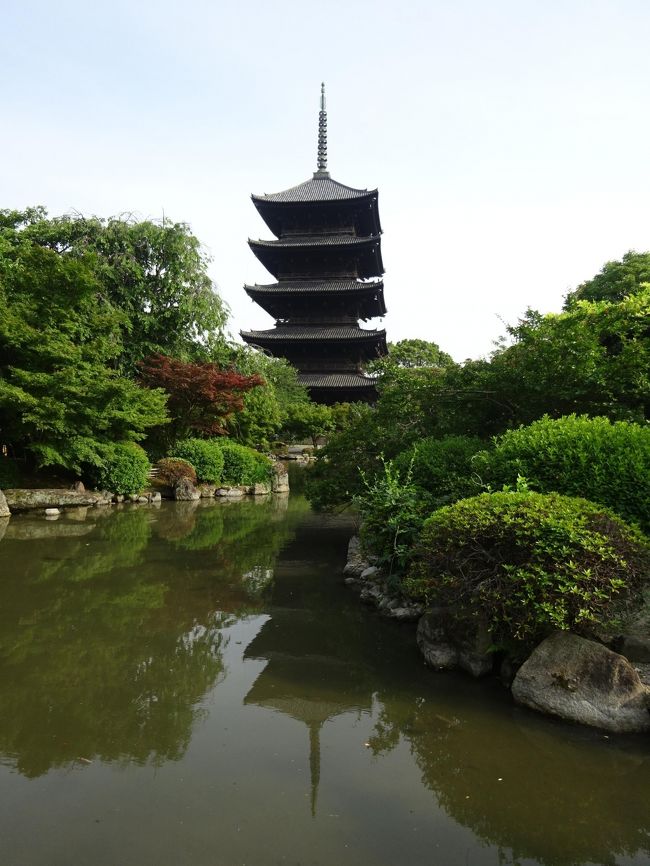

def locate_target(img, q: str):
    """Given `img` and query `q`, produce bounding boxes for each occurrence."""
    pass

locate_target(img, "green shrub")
[0,458,22,488]
[395,435,486,509]
[171,438,224,484]
[87,443,151,494]
[155,458,197,487]
[354,460,425,577]
[474,415,650,531]
[219,441,273,485]
[405,491,650,648]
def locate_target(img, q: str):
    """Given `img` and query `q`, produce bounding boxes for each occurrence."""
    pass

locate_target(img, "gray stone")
[617,586,650,663]
[198,484,217,498]
[0,517,9,541]
[226,488,244,498]
[70,480,85,493]
[250,482,271,495]
[128,494,140,502]
[360,584,383,605]
[417,607,493,678]
[0,490,10,518]
[113,494,125,503]
[150,492,162,503]
[360,565,380,581]
[4,488,112,511]
[343,535,371,577]
[173,478,200,501]
[44,508,61,516]
[271,463,290,494]
[635,664,650,688]
[137,496,149,503]
[512,632,650,733]
[389,606,422,623]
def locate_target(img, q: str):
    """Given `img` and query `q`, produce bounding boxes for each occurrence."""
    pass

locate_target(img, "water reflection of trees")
[368,683,650,866]
[0,499,305,778]
[239,510,650,866]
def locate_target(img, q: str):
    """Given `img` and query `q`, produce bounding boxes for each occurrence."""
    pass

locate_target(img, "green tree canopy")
[369,338,454,373]
[0,235,167,471]
[564,250,650,308]
[1,207,228,371]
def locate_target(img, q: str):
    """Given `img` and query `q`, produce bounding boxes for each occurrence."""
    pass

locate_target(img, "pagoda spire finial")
[315,82,329,176]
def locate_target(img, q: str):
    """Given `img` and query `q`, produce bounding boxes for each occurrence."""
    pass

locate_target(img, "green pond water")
[0,487,649,866]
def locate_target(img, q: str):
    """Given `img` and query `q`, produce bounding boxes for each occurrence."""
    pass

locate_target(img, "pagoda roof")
[252,173,376,205]
[249,233,380,249]
[244,279,383,294]
[297,372,378,389]
[241,326,386,343]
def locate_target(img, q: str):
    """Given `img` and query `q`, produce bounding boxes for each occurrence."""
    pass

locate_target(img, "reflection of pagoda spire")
[243,608,374,818]
[309,721,321,818]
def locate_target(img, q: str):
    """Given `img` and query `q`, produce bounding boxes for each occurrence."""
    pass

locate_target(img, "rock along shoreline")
[0,463,290,515]
[343,534,650,735]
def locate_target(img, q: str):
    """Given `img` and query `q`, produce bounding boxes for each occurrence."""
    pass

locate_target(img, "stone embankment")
[343,534,650,734]
[0,464,290,516]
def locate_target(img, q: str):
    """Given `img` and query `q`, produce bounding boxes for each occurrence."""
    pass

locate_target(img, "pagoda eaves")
[242,83,388,404]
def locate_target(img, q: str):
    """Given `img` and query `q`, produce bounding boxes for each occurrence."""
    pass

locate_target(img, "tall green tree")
[1,208,228,371]
[564,250,650,308]
[0,235,167,471]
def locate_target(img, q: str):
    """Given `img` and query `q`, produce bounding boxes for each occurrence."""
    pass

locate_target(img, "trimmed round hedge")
[474,415,650,531]
[404,491,650,647]
[155,458,197,487]
[89,443,151,494]
[172,438,224,484]
[219,441,272,485]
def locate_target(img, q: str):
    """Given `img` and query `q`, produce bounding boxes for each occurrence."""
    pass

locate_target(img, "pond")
[0,491,649,866]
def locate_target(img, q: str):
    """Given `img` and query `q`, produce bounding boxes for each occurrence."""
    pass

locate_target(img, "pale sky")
[3,0,650,360]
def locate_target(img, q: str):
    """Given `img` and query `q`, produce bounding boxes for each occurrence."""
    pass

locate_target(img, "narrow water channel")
[0,490,649,866]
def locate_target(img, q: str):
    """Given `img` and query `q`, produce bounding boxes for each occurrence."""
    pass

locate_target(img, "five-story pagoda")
[241,84,387,404]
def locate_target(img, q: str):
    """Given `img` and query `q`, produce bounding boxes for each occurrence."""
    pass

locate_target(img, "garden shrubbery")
[172,438,224,484]
[87,443,151,494]
[404,491,650,648]
[394,435,485,509]
[155,458,197,487]
[219,441,273,485]
[474,415,650,531]
[355,461,423,577]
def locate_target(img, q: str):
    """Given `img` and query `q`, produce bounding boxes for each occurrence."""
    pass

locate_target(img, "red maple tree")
[139,353,263,439]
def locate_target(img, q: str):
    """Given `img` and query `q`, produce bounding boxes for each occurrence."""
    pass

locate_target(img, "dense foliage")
[405,492,650,647]
[564,250,650,308]
[0,233,168,472]
[85,443,151,494]
[475,415,650,531]
[172,439,225,484]
[138,353,263,446]
[219,442,273,485]
[354,460,423,577]
[394,435,486,510]
[308,258,650,513]
[0,208,228,371]
[154,458,197,487]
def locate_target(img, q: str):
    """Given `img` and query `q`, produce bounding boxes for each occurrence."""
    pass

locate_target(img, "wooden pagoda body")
[241,86,387,404]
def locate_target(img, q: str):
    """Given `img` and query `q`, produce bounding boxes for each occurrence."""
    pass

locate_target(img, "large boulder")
[416,607,493,678]
[343,535,371,577]
[4,488,112,510]
[617,585,650,664]
[271,463,290,494]
[173,478,200,501]
[512,631,650,733]
[0,490,10,518]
